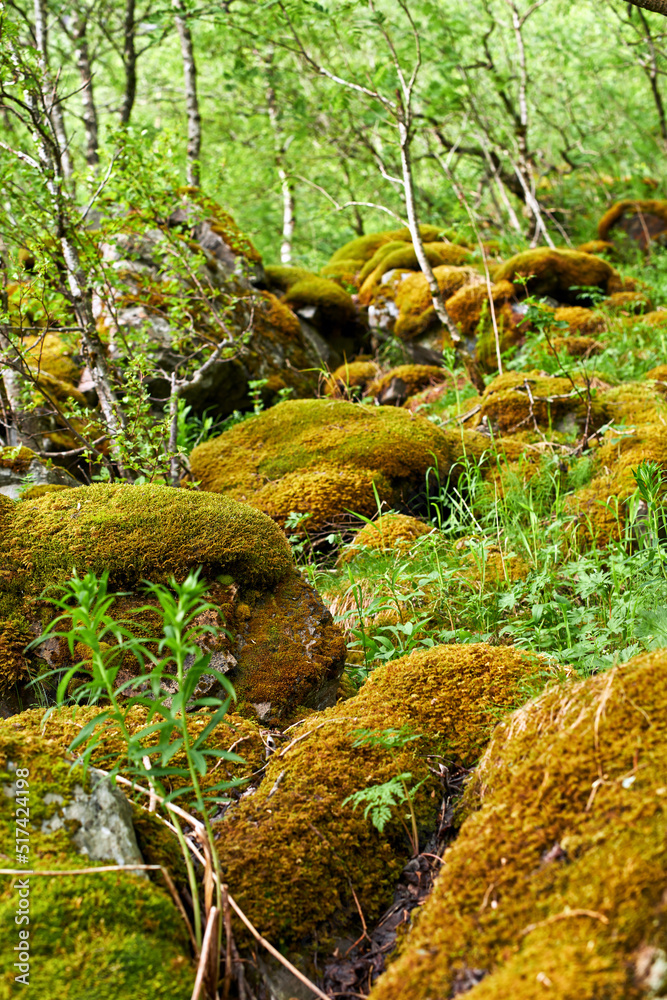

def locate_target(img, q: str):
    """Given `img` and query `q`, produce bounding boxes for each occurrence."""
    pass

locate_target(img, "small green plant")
[342,726,425,855]
[33,568,242,967]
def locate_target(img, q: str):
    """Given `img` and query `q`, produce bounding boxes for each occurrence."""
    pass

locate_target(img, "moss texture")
[370,648,667,1000]
[494,248,616,302]
[24,333,83,387]
[392,266,479,340]
[252,464,393,534]
[341,513,432,562]
[189,398,463,515]
[367,364,447,402]
[477,371,607,436]
[598,198,667,242]
[0,719,195,999]
[0,484,346,722]
[328,225,446,267]
[358,241,472,301]
[179,187,263,264]
[8,704,265,812]
[324,360,381,397]
[217,642,541,952]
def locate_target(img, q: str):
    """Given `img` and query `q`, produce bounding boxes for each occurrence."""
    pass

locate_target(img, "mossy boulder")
[217,642,542,959]
[0,446,80,501]
[372,265,478,341]
[265,265,357,335]
[359,242,472,302]
[324,359,381,398]
[476,371,608,436]
[367,364,447,406]
[0,718,195,998]
[9,704,265,815]
[189,398,474,530]
[327,225,447,271]
[97,210,325,420]
[0,484,345,722]
[494,248,617,304]
[341,513,432,562]
[370,649,667,1000]
[598,198,667,250]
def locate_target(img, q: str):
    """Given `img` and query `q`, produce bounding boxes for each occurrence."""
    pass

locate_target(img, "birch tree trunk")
[33,0,74,182]
[266,83,295,264]
[398,123,485,392]
[74,23,100,167]
[119,0,137,125]
[173,0,202,187]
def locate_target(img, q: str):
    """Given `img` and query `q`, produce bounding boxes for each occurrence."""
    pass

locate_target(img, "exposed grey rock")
[41,767,145,872]
[0,449,80,500]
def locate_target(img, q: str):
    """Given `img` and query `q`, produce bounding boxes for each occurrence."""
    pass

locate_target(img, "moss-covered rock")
[327,225,446,269]
[359,242,472,302]
[598,198,667,249]
[0,446,80,501]
[0,718,195,998]
[341,513,432,562]
[8,704,265,813]
[217,642,542,956]
[476,371,607,436]
[494,248,616,304]
[266,265,357,332]
[380,265,478,341]
[189,398,470,527]
[323,359,381,398]
[370,648,667,1000]
[367,365,447,406]
[0,484,346,722]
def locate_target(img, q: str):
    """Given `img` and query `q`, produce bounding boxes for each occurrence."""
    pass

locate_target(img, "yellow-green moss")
[0,718,195,998]
[217,642,542,951]
[264,265,314,290]
[0,618,31,692]
[324,360,381,397]
[553,305,605,334]
[283,275,355,323]
[328,225,446,266]
[9,705,265,812]
[189,398,462,513]
[478,371,608,436]
[494,248,616,300]
[367,365,446,401]
[0,483,294,598]
[370,649,667,1000]
[392,266,478,340]
[576,239,615,255]
[19,484,70,501]
[598,198,667,242]
[0,446,36,476]
[606,290,652,313]
[252,464,393,534]
[550,335,605,358]
[359,240,472,296]
[24,333,83,386]
[341,513,432,562]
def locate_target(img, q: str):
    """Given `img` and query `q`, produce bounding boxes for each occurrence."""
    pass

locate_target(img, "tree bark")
[625,0,667,14]
[74,24,100,167]
[173,0,202,187]
[34,0,74,182]
[266,82,295,263]
[398,123,485,392]
[120,0,137,125]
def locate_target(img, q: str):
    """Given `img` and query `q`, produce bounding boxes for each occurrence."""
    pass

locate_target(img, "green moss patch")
[217,642,541,953]
[370,648,667,1000]
[0,720,195,999]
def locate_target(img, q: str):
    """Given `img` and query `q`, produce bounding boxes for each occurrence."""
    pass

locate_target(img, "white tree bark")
[267,83,295,263]
[173,0,202,186]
